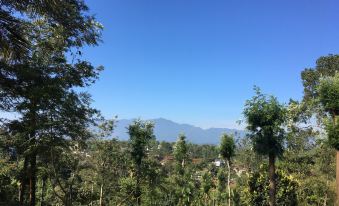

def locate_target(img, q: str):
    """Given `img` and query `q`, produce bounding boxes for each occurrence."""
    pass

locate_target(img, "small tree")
[201,171,213,205]
[219,133,236,206]
[243,87,286,206]
[173,134,188,173]
[172,134,195,205]
[128,120,154,206]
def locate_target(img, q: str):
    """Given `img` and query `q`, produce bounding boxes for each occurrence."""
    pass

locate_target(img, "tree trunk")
[336,150,339,206]
[40,176,46,206]
[69,184,72,206]
[136,165,141,206]
[19,156,28,205]
[136,177,141,206]
[268,154,276,206]
[100,183,103,206]
[227,159,231,206]
[29,154,37,206]
[90,183,94,206]
[333,114,339,206]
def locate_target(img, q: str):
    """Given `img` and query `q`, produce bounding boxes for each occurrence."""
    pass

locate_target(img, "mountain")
[112,118,245,144]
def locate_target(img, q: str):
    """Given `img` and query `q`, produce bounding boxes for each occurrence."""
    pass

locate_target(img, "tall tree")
[301,54,339,204]
[318,73,339,205]
[243,87,286,206]
[128,120,155,206]
[219,133,236,206]
[0,4,103,205]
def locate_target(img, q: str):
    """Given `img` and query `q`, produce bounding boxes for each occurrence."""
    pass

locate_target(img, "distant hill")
[112,118,245,144]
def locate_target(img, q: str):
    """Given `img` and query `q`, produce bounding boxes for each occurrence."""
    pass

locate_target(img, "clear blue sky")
[83,0,339,129]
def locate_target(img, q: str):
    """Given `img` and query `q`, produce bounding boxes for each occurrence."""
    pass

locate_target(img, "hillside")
[113,118,245,144]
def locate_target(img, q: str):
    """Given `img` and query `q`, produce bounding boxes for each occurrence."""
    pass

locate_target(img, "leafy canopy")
[243,87,287,157]
[174,134,188,165]
[318,73,339,149]
[318,73,339,116]
[219,133,236,161]
[128,120,155,167]
[301,54,339,102]
[0,0,102,59]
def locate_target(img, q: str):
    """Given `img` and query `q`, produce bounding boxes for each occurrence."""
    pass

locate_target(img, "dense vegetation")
[0,0,338,205]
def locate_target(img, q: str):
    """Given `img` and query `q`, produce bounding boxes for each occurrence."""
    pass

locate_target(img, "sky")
[82,0,339,129]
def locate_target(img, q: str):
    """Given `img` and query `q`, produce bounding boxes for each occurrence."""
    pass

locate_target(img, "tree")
[282,101,335,205]
[173,134,189,174]
[172,134,196,205]
[301,55,339,204]
[243,87,286,206]
[92,119,119,206]
[0,0,101,60]
[93,139,127,206]
[219,133,236,206]
[128,120,155,205]
[318,73,339,204]
[0,6,103,206]
[201,171,213,205]
[301,55,339,103]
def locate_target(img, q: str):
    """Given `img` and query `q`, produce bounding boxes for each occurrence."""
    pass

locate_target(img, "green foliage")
[128,119,155,205]
[216,168,227,201]
[301,54,339,102]
[318,73,339,115]
[317,73,339,150]
[129,120,155,167]
[219,133,236,161]
[245,165,298,206]
[171,168,198,206]
[201,171,213,196]
[0,0,103,204]
[327,121,339,150]
[174,134,189,173]
[0,0,102,60]
[301,54,339,126]
[243,87,287,157]
[298,175,335,205]
[1,6,339,203]
[0,157,18,205]
[235,137,263,171]
[298,56,338,204]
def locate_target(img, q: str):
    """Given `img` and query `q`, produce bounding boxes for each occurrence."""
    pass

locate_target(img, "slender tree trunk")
[100,183,103,206]
[324,182,328,206]
[336,150,339,206]
[90,183,94,206]
[135,164,141,206]
[227,159,231,206]
[69,184,72,206]
[28,103,37,206]
[268,154,276,206]
[333,114,339,206]
[40,176,46,206]
[29,154,37,206]
[19,156,29,205]
[136,177,141,206]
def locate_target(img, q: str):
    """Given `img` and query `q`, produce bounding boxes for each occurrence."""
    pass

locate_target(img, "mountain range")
[112,118,245,144]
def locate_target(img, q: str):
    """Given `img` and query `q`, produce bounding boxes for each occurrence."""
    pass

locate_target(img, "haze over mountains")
[112,118,245,144]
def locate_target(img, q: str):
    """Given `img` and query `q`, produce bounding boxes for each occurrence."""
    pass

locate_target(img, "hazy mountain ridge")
[112,118,245,144]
